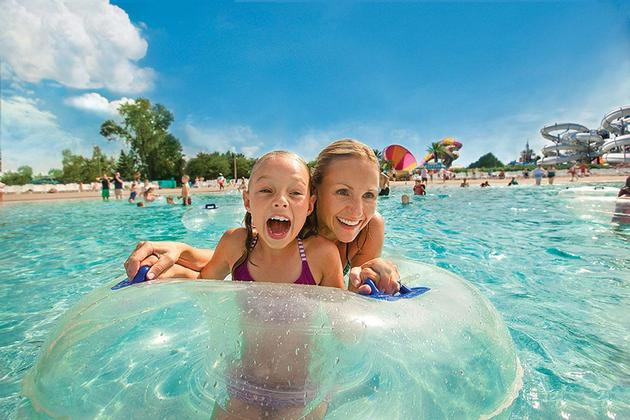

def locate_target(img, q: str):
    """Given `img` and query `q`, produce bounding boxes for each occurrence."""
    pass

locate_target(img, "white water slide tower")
[600,106,630,164]
[539,105,630,165]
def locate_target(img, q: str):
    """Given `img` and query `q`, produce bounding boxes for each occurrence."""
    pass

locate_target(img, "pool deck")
[1,173,628,203]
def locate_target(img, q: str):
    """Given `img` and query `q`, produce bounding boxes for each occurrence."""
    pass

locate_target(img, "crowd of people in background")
[93,172,248,207]
[371,162,628,206]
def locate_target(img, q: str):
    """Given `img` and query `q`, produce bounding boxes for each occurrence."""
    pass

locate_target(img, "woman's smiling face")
[315,157,379,243]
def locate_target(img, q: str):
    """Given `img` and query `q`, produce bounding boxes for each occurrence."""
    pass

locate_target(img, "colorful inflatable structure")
[383,144,418,172]
[420,137,463,168]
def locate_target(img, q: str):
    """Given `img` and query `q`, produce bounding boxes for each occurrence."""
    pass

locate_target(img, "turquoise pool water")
[1,184,629,418]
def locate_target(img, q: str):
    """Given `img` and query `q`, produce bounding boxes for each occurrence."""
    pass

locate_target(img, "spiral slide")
[600,106,630,164]
[539,123,603,165]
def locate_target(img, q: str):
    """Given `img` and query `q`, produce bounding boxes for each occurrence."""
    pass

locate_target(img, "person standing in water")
[98,174,111,202]
[181,175,192,206]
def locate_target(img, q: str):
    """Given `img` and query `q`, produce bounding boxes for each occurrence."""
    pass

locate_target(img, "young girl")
[200,151,343,419]
[199,151,343,287]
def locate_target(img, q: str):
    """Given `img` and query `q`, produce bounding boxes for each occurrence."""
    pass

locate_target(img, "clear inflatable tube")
[22,260,522,419]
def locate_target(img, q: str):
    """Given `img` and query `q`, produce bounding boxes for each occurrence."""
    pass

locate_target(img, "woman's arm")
[125,241,214,280]
[347,213,400,295]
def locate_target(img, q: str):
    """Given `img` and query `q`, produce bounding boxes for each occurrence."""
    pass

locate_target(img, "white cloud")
[1,96,85,173]
[240,146,261,158]
[65,93,134,115]
[0,0,154,93]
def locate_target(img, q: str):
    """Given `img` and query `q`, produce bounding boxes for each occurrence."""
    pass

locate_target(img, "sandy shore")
[0,186,228,203]
[1,173,627,203]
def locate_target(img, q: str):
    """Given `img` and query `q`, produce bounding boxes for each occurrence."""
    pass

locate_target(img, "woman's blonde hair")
[311,138,379,188]
[232,151,317,276]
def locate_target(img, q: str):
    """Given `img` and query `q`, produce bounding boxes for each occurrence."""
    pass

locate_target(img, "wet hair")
[625,176,630,188]
[232,150,316,276]
[309,138,380,257]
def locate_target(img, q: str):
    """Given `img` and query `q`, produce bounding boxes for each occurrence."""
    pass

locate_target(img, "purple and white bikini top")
[232,236,317,285]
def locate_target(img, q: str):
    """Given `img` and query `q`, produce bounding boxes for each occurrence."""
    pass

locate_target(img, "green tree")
[100,98,183,179]
[87,146,116,180]
[426,142,446,163]
[116,150,137,180]
[468,153,505,169]
[60,149,87,183]
[184,151,255,181]
[48,168,63,181]
[0,166,33,185]
[59,147,115,183]
[146,134,185,180]
[226,151,256,180]
[185,152,230,180]
[373,148,392,171]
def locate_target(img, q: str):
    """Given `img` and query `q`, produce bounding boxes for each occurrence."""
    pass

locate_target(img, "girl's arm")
[199,228,246,280]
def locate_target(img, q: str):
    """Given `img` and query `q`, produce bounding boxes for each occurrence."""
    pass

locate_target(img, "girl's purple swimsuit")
[232,237,317,285]
[228,237,320,411]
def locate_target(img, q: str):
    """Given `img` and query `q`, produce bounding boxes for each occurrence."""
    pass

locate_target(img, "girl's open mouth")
[266,216,291,239]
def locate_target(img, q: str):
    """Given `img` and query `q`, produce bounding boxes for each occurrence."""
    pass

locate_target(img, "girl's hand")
[348,258,400,295]
[124,241,187,280]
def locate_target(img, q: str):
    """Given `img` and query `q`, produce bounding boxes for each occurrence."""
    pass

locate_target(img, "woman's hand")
[348,258,400,295]
[124,241,192,281]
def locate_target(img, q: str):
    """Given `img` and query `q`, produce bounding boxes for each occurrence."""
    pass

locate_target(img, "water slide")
[600,106,630,164]
[539,123,603,165]
[420,137,463,167]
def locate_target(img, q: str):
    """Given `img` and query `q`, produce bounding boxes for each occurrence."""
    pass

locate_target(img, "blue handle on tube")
[111,265,151,290]
[362,279,430,301]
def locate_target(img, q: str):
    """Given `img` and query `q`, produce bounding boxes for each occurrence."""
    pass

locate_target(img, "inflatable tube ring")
[362,278,430,301]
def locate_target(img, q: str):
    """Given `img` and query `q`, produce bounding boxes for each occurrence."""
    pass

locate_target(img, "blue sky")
[1,0,629,173]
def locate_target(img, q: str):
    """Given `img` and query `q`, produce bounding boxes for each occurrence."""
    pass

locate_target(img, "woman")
[125,139,400,294]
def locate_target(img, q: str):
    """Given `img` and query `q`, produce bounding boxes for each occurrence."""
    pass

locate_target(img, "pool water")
[1,184,628,418]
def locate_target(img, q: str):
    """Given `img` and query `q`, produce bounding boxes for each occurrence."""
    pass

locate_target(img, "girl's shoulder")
[220,227,248,243]
[302,235,340,263]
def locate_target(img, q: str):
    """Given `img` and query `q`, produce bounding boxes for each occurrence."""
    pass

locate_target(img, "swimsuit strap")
[297,238,307,262]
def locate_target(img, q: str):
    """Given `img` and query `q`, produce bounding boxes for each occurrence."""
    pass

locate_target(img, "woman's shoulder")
[364,212,385,235]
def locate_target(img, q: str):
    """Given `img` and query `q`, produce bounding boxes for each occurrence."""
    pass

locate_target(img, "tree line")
[1,98,257,186]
